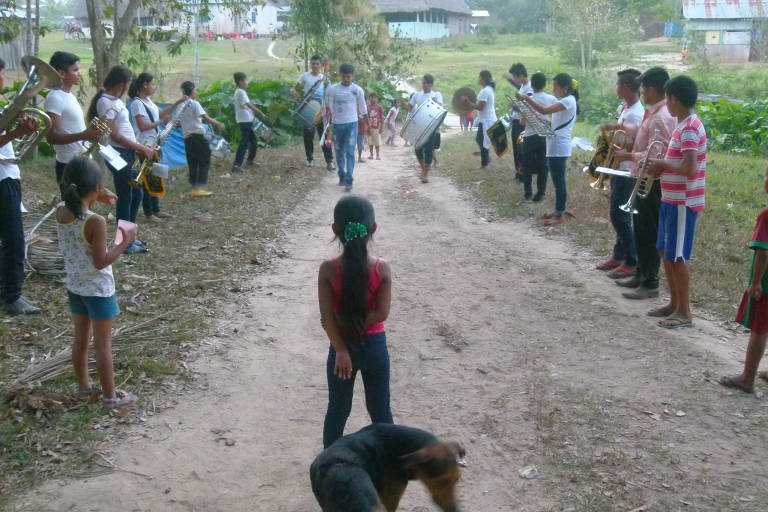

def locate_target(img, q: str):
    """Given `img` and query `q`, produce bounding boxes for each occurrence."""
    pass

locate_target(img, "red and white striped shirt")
[661,114,707,212]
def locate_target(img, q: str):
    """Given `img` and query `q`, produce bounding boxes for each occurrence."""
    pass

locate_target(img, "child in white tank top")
[56,157,137,410]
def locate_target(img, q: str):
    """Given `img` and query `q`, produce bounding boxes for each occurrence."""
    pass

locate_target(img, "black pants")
[634,180,661,288]
[476,122,490,167]
[185,134,211,186]
[137,155,161,216]
[234,122,257,167]
[0,178,24,304]
[303,123,333,164]
[55,160,67,195]
[107,147,141,223]
[415,130,439,165]
[511,119,524,173]
[522,135,548,198]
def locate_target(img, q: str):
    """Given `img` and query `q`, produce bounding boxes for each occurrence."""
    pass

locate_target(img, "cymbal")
[452,87,477,115]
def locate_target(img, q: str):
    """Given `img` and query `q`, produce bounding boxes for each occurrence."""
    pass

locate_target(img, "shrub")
[476,25,497,45]
[697,99,768,157]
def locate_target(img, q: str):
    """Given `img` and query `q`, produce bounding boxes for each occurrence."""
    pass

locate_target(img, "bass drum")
[292,96,322,130]
[252,119,274,141]
[400,98,448,149]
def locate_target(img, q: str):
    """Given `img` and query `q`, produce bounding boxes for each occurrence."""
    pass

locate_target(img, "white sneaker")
[306,160,314,167]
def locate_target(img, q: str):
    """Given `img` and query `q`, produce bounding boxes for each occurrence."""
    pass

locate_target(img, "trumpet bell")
[452,87,476,116]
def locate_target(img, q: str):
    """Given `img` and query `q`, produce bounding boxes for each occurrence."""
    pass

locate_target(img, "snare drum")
[400,98,447,149]
[252,119,274,140]
[204,132,232,159]
[292,96,322,130]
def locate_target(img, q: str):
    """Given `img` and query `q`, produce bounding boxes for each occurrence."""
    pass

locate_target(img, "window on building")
[386,12,417,23]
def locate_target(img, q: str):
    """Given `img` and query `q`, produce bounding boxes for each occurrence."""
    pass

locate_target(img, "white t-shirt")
[512,81,533,120]
[296,72,325,102]
[0,140,19,181]
[130,97,161,145]
[234,88,254,124]
[327,82,367,125]
[409,90,444,109]
[546,95,577,157]
[44,89,87,163]
[522,91,557,138]
[617,100,644,171]
[176,100,207,138]
[477,85,497,126]
[97,94,133,149]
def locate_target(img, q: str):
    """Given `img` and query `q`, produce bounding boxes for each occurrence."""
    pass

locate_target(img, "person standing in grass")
[231,71,267,174]
[719,166,768,393]
[645,75,707,329]
[326,64,367,192]
[520,72,556,203]
[176,81,226,198]
[57,157,136,410]
[462,70,497,170]
[517,73,578,225]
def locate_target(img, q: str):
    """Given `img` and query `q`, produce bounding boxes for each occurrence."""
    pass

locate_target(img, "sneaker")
[616,276,642,288]
[191,188,213,197]
[231,165,244,174]
[326,161,336,171]
[4,296,41,315]
[524,195,533,202]
[155,211,175,219]
[101,390,135,410]
[306,160,314,167]
[344,186,352,192]
[124,241,149,254]
[144,214,162,223]
[358,157,366,163]
[532,194,545,202]
[245,160,262,168]
[596,260,621,271]
[607,266,637,279]
[623,286,660,300]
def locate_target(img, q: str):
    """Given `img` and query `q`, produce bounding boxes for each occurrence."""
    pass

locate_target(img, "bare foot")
[719,374,754,393]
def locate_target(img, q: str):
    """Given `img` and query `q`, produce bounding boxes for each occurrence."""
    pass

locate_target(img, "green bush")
[697,99,768,157]
[476,25,497,45]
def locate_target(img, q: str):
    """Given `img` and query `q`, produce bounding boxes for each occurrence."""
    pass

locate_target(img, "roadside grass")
[0,141,322,505]
[436,128,765,320]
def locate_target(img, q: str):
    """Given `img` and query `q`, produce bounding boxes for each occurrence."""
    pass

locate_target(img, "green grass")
[436,128,766,319]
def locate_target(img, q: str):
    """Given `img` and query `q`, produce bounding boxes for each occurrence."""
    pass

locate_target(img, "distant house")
[377,0,472,40]
[0,8,35,70]
[470,10,490,34]
[683,0,768,62]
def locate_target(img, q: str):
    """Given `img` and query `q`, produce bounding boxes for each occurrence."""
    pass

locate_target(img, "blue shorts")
[68,291,121,320]
[657,202,699,262]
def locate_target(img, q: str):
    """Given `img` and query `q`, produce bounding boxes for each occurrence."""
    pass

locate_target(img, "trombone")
[620,131,665,214]
[0,56,62,163]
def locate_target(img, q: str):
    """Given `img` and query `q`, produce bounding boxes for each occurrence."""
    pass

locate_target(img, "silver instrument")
[594,167,631,178]
[0,56,62,163]
[620,131,666,214]
[506,95,554,137]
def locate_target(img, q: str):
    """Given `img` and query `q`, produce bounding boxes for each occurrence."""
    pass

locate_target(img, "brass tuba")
[0,56,62,163]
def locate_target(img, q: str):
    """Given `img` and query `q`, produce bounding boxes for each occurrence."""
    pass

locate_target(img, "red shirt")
[368,104,384,131]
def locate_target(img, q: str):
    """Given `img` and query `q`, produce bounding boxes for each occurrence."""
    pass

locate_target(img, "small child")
[318,195,393,448]
[177,81,226,197]
[56,157,136,410]
[719,166,768,393]
[385,98,401,146]
[356,113,368,163]
[367,93,384,160]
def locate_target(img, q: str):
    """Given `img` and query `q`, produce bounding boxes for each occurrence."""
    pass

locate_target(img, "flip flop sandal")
[647,307,674,318]
[759,371,768,384]
[541,212,556,220]
[658,317,693,329]
[718,375,754,394]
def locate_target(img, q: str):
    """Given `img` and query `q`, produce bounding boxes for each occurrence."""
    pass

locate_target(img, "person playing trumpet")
[612,67,677,300]
[0,58,43,315]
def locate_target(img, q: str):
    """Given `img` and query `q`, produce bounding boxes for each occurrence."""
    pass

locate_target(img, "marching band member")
[518,73,578,225]
[128,73,187,222]
[176,81,226,198]
[232,71,266,174]
[406,74,443,183]
[326,64,367,192]
[291,55,334,171]
[613,67,676,300]
[87,65,155,254]
[463,70,496,170]
[645,76,707,329]
[507,63,533,181]
[44,51,101,193]
[0,58,41,315]
[521,72,556,202]
[596,69,644,279]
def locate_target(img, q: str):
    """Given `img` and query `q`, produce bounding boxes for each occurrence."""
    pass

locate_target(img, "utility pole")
[193,1,200,84]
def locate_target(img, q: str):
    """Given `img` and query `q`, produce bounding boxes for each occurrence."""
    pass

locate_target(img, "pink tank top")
[331,258,385,336]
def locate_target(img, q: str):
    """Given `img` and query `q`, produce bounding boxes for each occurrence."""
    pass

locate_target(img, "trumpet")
[0,56,61,163]
[505,95,554,137]
[79,106,122,156]
[620,131,665,214]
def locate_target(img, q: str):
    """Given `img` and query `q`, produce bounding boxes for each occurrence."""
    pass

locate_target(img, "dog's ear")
[399,448,431,469]
[449,442,466,459]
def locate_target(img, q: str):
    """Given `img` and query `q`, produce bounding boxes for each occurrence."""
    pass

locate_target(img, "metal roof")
[377,0,472,15]
[472,10,490,17]
[682,0,768,19]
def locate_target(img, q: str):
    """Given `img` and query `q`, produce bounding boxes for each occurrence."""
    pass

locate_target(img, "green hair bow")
[344,222,368,243]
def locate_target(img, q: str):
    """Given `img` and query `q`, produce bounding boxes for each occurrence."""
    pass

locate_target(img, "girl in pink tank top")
[318,196,394,447]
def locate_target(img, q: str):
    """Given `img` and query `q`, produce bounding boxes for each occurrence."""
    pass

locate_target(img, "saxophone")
[129,99,193,197]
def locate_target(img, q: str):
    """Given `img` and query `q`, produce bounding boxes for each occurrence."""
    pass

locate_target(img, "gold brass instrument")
[79,106,122,156]
[451,87,476,116]
[620,130,665,214]
[129,99,193,197]
[505,95,554,137]
[584,129,633,191]
[0,56,62,163]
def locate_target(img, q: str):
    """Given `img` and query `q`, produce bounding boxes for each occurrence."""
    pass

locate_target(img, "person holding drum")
[232,72,267,174]
[326,64,368,192]
[462,70,497,169]
[291,55,334,171]
[406,74,444,183]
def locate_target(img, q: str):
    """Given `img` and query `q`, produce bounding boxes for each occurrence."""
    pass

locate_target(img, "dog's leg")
[379,479,407,512]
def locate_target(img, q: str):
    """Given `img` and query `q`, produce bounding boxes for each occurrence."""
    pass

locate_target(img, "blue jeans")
[107,147,141,223]
[333,122,357,187]
[610,175,637,266]
[323,332,393,448]
[547,156,569,216]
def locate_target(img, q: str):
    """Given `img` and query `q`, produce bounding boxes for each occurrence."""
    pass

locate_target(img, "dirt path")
[11,135,768,511]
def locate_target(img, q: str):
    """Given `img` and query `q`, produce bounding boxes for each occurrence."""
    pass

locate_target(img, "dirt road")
[11,138,768,511]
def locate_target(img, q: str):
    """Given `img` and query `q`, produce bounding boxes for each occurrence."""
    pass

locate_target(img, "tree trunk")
[85,0,141,83]
[33,0,40,57]
[579,35,586,73]
[25,0,32,56]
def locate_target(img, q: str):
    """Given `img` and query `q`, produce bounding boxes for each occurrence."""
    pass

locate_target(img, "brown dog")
[310,424,465,512]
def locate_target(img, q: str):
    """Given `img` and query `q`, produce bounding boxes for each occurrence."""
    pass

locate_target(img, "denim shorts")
[68,291,121,319]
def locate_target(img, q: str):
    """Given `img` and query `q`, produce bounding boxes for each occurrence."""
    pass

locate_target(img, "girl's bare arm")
[366,261,391,327]
[84,214,132,270]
